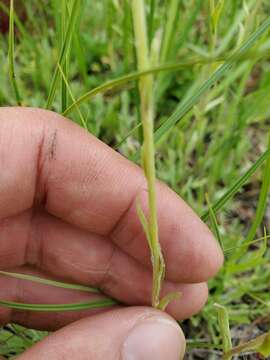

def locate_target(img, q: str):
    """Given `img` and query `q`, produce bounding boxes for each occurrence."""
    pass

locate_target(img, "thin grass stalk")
[159,0,180,64]
[155,0,180,100]
[224,234,270,254]
[148,0,156,48]
[57,63,88,129]
[214,303,232,360]
[0,271,99,294]
[46,0,80,109]
[245,134,270,244]
[205,194,224,251]
[0,298,118,312]
[131,0,164,308]
[8,0,22,105]
[61,0,68,112]
[201,148,270,221]
[63,49,270,117]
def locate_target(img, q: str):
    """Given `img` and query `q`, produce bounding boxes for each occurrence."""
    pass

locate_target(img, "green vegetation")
[0,0,270,358]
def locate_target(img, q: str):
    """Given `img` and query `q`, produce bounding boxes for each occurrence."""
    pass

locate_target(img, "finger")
[0,107,223,283]
[17,307,186,360]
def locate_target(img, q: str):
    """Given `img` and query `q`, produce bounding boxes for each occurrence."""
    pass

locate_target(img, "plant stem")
[214,303,232,360]
[61,0,68,112]
[131,0,164,308]
[245,133,270,243]
[8,0,22,105]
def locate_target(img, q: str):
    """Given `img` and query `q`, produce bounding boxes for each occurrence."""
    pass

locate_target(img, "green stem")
[8,0,22,105]
[131,0,164,308]
[245,133,270,243]
[61,0,68,112]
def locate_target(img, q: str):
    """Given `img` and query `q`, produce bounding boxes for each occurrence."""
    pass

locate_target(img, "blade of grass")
[154,16,270,144]
[0,271,100,294]
[224,234,270,253]
[57,62,88,129]
[63,49,270,117]
[245,134,270,243]
[201,148,270,221]
[148,0,156,48]
[205,193,224,251]
[8,0,22,105]
[227,230,267,274]
[61,0,68,112]
[0,298,118,312]
[159,0,181,64]
[46,0,80,109]
[223,332,270,359]
[115,122,142,149]
[214,303,232,360]
[158,292,181,311]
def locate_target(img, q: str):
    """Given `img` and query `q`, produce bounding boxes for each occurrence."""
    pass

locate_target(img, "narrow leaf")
[46,0,80,109]
[154,16,270,143]
[0,271,100,294]
[0,298,117,312]
[214,303,232,359]
[201,148,270,221]
[8,0,22,105]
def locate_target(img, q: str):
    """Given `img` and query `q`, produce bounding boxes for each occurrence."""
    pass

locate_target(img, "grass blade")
[214,303,232,360]
[223,332,270,359]
[205,194,224,251]
[57,63,88,129]
[201,148,270,221]
[148,0,156,48]
[8,0,22,105]
[61,0,68,112]
[154,16,270,143]
[46,0,80,109]
[63,49,270,117]
[0,271,100,294]
[245,134,270,243]
[0,298,118,312]
[159,0,181,64]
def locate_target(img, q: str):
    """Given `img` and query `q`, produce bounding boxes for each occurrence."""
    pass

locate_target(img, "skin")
[0,107,223,359]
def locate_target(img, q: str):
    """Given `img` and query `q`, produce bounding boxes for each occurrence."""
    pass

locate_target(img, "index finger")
[0,107,223,282]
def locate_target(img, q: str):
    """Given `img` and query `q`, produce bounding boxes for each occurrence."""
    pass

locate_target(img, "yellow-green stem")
[131,0,165,308]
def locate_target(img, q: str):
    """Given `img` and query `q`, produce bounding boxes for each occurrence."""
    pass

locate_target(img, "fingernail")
[121,317,185,360]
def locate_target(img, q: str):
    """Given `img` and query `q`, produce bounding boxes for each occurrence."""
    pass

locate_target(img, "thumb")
[17,307,186,360]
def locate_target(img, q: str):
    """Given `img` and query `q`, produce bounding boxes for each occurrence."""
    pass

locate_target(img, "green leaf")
[223,332,270,359]
[158,292,181,311]
[210,0,224,33]
[0,298,118,312]
[214,303,232,359]
[205,193,224,251]
[0,271,100,294]
[154,16,270,143]
[136,198,152,252]
[8,0,22,105]
[57,62,88,129]
[245,134,270,243]
[63,50,270,117]
[46,0,81,109]
[201,148,270,221]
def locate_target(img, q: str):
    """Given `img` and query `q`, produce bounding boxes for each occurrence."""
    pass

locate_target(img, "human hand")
[0,107,223,359]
